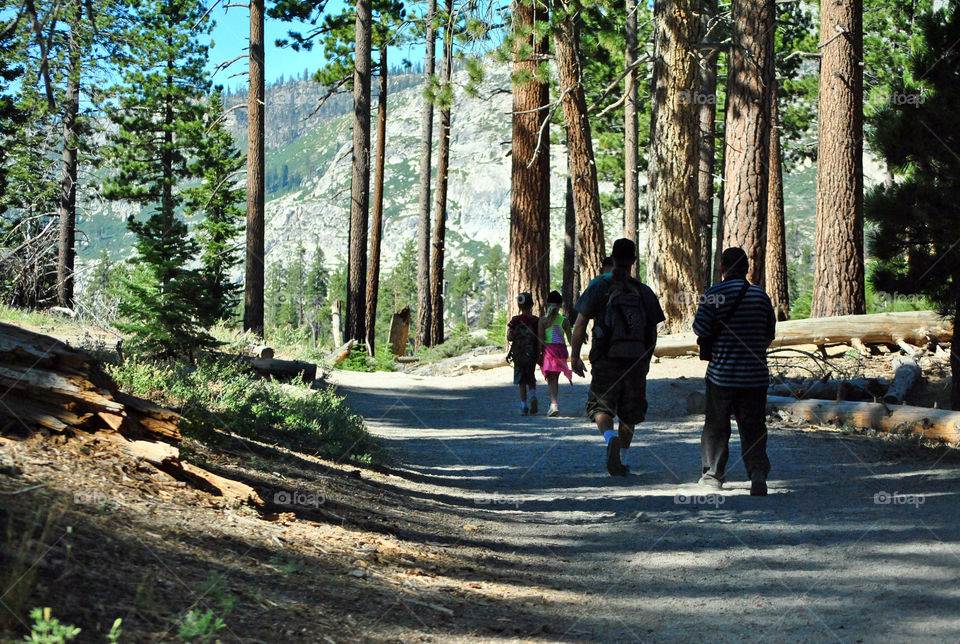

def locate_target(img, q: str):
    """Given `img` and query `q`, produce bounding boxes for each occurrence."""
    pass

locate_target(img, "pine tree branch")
[193,0,224,31]
[526,87,571,169]
[585,55,651,114]
[307,76,351,119]
[212,53,249,77]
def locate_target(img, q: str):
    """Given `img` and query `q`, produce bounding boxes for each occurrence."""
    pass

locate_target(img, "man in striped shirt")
[693,247,776,496]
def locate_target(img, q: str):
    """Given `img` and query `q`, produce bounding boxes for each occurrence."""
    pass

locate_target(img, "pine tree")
[305,246,330,345]
[187,91,245,327]
[865,5,960,408]
[811,0,865,316]
[0,83,59,308]
[103,0,215,358]
[646,0,702,332]
[245,0,266,337]
[508,0,551,316]
[416,0,438,350]
[0,21,22,207]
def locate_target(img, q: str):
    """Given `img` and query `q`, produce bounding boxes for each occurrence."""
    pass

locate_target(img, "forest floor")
[2,346,960,642]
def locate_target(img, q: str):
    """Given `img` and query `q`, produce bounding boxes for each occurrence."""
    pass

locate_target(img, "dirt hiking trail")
[333,358,960,643]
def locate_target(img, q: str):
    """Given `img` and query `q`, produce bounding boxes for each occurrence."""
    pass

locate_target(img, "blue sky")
[206,3,331,91]
[204,0,429,92]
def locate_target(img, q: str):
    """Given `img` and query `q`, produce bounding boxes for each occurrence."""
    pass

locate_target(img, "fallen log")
[0,322,181,441]
[884,356,922,405]
[767,395,960,444]
[328,339,357,367]
[768,378,886,402]
[656,310,952,357]
[239,355,317,383]
[104,434,263,507]
[438,311,954,370]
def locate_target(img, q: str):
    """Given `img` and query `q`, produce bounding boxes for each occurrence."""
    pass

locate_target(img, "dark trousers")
[701,381,770,482]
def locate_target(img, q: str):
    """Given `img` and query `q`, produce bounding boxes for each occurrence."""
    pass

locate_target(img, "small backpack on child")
[507,319,540,368]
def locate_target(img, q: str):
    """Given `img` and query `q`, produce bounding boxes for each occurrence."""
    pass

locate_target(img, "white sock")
[603,430,616,445]
[620,448,629,465]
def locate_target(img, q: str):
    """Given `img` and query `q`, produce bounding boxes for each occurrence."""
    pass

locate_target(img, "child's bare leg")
[547,373,559,405]
[518,383,528,403]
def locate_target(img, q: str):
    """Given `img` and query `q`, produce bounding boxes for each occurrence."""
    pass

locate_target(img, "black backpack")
[595,278,649,360]
[507,318,539,367]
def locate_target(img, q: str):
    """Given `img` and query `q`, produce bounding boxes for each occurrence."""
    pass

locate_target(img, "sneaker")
[698,474,723,490]
[520,405,529,416]
[529,397,538,415]
[750,474,768,497]
[606,436,626,476]
[548,404,559,417]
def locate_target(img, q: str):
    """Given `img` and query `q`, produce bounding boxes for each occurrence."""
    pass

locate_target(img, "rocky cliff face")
[241,61,577,269]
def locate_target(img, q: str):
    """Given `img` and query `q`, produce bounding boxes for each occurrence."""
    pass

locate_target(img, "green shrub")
[486,310,507,347]
[790,288,812,320]
[107,357,379,462]
[418,327,492,365]
[23,608,80,643]
[339,343,373,372]
[336,342,396,372]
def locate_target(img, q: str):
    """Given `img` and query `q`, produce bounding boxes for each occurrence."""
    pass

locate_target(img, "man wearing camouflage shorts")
[570,239,665,476]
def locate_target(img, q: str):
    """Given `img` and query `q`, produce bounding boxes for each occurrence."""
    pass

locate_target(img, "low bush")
[418,326,493,365]
[107,357,379,463]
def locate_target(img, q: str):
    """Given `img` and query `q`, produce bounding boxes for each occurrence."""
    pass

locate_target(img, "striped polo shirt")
[692,277,776,388]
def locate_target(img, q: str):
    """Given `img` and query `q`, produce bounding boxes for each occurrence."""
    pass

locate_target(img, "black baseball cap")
[547,290,563,304]
[611,238,637,263]
[517,292,533,307]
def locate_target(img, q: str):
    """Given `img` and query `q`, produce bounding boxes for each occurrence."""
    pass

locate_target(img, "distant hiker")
[507,292,540,415]
[600,255,614,276]
[538,290,574,417]
[693,247,776,496]
[584,256,614,290]
[571,239,665,476]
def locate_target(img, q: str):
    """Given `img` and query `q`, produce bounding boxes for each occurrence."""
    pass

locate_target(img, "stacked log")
[0,322,262,507]
[0,322,180,440]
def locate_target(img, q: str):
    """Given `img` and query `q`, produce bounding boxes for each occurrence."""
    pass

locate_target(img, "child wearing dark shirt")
[507,292,540,415]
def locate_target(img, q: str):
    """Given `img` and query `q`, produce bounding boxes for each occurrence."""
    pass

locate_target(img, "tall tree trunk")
[562,171,576,320]
[623,0,640,255]
[508,0,551,315]
[952,299,960,410]
[720,0,775,286]
[696,0,719,290]
[713,111,727,283]
[765,80,790,320]
[554,6,604,284]
[646,0,703,333]
[429,0,453,345]
[416,0,437,348]
[244,0,266,337]
[57,5,80,310]
[365,47,388,355]
[811,0,864,317]
[346,0,372,343]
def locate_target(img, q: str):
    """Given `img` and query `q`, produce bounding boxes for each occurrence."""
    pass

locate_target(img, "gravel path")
[333,359,960,643]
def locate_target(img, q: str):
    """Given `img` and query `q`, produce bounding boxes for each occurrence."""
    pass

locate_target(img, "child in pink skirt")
[538,290,574,416]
